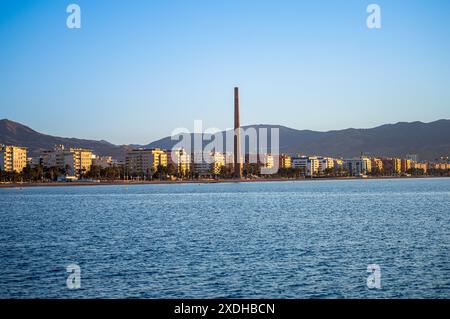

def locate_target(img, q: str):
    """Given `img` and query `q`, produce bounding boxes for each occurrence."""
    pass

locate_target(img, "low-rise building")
[0,145,27,173]
[412,162,428,173]
[433,163,450,170]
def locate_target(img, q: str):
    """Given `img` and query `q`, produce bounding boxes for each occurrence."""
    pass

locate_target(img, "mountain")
[1,118,450,161]
[142,120,450,161]
[0,119,128,160]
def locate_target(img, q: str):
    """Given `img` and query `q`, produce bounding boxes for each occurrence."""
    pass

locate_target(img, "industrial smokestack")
[234,87,242,178]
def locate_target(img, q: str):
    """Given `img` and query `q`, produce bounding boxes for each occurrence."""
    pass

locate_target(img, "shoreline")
[0,175,447,189]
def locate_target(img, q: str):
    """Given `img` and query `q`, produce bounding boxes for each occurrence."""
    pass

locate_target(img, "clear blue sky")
[1,0,449,145]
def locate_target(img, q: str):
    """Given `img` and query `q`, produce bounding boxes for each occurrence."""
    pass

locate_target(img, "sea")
[0,178,449,298]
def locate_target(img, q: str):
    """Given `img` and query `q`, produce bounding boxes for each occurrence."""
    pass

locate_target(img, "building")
[125,148,167,175]
[405,154,419,162]
[393,158,402,174]
[279,154,292,169]
[371,158,383,174]
[317,157,334,173]
[259,153,274,170]
[92,155,113,169]
[433,163,450,170]
[382,158,401,175]
[401,159,412,173]
[343,157,372,176]
[412,162,428,173]
[167,148,191,175]
[192,152,225,176]
[41,145,93,176]
[0,145,27,173]
[292,156,319,176]
[334,158,344,169]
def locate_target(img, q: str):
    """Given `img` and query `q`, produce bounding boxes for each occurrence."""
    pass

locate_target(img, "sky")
[0,0,450,145]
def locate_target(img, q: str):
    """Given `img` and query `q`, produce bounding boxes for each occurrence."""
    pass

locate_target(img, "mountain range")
[1,118,450,161]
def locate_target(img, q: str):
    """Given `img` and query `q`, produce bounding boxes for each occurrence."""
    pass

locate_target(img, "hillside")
[1,119,450,161]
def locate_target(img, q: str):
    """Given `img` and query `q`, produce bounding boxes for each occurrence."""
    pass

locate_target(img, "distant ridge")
[142,120,450,161]
[0,119,129,159]
[1,118,450,161]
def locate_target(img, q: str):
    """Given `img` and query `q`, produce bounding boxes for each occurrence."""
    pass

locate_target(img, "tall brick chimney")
[234,87,242,178]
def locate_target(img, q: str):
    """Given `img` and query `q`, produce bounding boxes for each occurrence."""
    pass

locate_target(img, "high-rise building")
[343,157,372,176]
[382,158,401,175]
[125,148,167,175]
[192,152,225,176]
[0,145,27,173]
[259,153,274,170]
[40,145,93,176]
[292,156,319,176]
[317,157,334,173]
[279,154,292,169]
[334,158,344,169]
[371,158,383,173]
[167,148,191,175]
[401,159,412,173]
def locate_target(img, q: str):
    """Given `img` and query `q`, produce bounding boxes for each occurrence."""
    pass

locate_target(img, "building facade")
[292,156,319,176]
[125,148,168,175]
[0,145,27,173]
[382,158,402,175]
[343,157,372,176]
[412,162,428,173]
[40,145,93,176]
[92,155,113,169]
[401,159,412,173]
[279,154,292,169]
[167,148,191,175]
[317,157,334,173]
[371,158,383,174]
[192,152,226,176]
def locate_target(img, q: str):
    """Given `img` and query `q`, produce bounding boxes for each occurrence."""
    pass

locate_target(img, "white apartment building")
[291,156,319,176]
[317,157,334,173]
[40,145,93,176]
[343,157,372,176]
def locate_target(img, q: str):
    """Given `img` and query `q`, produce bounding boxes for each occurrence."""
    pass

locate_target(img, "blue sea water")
[0,178,449,298]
